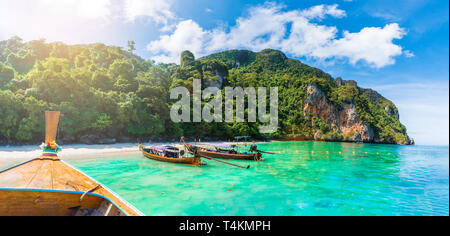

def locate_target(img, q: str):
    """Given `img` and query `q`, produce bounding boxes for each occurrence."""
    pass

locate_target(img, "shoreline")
[0,139,428,159]
[0,135,415,148]
[0,143,141,159]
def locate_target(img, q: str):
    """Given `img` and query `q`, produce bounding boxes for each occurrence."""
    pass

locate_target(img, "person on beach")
[250,141,258,152]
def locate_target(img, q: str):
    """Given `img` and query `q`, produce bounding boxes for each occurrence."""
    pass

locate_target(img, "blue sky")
[0,0,448,145]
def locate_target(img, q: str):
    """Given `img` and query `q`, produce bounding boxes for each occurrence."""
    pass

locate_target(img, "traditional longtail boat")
[139,144,205,166]
[185,144,263,161]
[0,111,144,216]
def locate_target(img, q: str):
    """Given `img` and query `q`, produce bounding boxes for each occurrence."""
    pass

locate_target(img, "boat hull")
[0,189,128,216]
[0,156,144,216]
[197,150,262,161]
[139,145,204,166]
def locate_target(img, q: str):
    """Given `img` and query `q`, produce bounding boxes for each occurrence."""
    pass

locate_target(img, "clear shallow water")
[68,141,449,216]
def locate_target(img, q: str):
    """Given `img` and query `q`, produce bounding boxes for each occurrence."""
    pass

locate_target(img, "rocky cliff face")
[304,84,374,142]
[304,84,414,145]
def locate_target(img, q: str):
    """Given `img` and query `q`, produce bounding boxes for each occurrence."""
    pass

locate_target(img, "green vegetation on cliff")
[0,37,411,144]
[200,49,411,144]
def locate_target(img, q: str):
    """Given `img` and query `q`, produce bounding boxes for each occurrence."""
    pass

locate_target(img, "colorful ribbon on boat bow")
[40,141,61,153]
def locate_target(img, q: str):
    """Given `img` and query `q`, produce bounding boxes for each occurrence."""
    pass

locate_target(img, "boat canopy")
[208,143,237,148]
[147,145,179,152]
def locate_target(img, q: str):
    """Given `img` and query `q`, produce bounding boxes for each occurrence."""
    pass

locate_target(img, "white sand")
[0,143,141,159]
[0,143,146,170]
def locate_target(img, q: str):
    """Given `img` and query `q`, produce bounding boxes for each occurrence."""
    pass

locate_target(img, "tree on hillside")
[127,41,136,53]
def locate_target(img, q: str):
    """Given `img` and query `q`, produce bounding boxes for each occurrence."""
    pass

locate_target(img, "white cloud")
[147,3,409,68]
[38,0,112,19]
[300,4,346,20]
[147,20,208,63]
[124,0,175,24]
[315,23,406,67]
[0,0,178,43]
[0,0,114,43]
[0,1,411,68]
[404,50,415,58]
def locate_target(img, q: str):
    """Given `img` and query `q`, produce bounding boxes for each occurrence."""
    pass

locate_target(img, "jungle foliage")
[0,37,409,144]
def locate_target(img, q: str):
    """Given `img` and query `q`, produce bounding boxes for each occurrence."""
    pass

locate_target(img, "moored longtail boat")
[0,111,144,216]
[139,144,205,167]
[185,144,263,161]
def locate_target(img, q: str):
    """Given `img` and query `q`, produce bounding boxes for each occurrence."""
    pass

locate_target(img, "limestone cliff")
[303,83,414,145]
[304,84,373,142]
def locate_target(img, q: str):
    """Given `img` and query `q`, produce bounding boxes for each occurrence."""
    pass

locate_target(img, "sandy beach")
[0,143,140,170]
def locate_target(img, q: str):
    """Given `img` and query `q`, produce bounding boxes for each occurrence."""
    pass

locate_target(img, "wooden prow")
[0,110,145,216]
[45,111,60,143]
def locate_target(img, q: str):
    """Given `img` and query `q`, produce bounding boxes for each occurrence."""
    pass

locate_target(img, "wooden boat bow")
[0,111,144,216]
[0,154,144,216]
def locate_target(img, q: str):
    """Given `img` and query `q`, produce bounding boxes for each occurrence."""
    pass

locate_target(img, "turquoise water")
[68,141,449,216]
